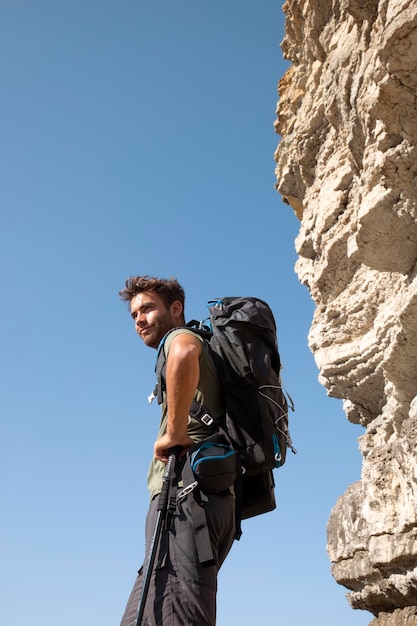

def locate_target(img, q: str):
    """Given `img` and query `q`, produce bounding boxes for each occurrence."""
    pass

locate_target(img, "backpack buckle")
[190,399,214,427]
[201,413,214,426]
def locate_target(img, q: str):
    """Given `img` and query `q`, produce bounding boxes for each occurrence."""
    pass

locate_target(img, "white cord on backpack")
[258,385,297,454]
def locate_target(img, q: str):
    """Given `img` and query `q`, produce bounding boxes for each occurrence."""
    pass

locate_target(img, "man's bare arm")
[154,333,202,462]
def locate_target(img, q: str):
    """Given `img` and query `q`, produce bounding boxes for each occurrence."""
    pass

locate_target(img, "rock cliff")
[274,0,417,623]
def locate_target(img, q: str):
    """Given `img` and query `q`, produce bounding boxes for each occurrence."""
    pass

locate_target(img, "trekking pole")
[134,447,180,626]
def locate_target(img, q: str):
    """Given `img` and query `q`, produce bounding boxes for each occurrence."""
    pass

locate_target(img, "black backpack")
[155,296,296,525]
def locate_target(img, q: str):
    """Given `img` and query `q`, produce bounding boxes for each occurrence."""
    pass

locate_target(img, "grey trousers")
[119,489,235,626]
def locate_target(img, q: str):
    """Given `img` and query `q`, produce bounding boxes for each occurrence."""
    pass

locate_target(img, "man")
[119,275,235,626]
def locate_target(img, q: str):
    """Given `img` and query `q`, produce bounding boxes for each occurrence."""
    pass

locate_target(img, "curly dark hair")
[119,275,185,309]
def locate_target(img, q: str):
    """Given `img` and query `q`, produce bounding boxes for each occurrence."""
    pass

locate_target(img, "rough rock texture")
[274,0,417,623]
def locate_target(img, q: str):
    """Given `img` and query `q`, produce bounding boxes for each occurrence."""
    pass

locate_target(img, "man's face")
[130,290,182,349]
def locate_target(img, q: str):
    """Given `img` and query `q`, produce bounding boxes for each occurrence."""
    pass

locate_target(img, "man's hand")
[154,432,194,463]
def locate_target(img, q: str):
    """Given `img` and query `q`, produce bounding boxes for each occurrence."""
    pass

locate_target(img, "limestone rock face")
[275,0,417,621]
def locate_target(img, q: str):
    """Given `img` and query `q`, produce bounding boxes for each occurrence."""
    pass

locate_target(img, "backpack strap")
[179,457,215,566]
[233,467,243,541]
[189,399,216,428]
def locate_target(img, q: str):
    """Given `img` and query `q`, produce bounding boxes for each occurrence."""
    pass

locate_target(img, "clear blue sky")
[1,2,371,625]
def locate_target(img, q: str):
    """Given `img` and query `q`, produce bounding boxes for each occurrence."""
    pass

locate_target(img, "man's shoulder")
[163,327,204,354]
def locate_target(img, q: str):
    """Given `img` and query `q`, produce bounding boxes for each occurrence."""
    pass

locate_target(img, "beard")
[140,309,177,349]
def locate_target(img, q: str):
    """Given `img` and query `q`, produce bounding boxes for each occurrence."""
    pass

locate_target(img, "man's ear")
[170,300,184,322]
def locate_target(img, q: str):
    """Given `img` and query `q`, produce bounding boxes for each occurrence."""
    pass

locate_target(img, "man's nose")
[135,312,146,328]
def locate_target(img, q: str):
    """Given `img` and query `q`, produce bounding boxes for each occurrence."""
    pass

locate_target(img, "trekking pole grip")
[157,446,181,512]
